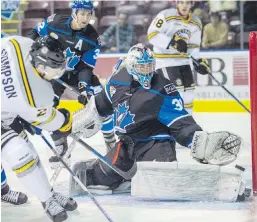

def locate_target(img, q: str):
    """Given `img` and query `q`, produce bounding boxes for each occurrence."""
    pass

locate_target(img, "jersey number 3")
[172,98,183,111]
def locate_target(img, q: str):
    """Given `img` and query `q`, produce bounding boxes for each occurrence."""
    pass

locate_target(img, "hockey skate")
[1,189,28,205]
[53,192,78,211]
[42,195,67,222]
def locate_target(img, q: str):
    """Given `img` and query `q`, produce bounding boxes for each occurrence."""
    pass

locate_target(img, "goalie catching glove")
[193,58,210,75]
[191,131,242,166]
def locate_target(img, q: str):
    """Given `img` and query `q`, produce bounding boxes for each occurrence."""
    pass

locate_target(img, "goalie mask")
[30,35,66,80]
[126,44,156,89]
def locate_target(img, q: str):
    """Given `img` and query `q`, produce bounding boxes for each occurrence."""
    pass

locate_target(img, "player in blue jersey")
[28,0,116,167]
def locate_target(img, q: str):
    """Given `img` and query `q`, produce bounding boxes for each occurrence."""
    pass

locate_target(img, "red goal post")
[249,31,257,195]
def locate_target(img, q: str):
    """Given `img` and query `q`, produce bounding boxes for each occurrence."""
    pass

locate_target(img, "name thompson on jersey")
[1,35,77,222]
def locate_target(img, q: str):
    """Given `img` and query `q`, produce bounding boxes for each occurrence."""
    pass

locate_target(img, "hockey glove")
[78,91,88,105]
[169,35,188,53]
[193,58,210,75]
[53,108,72,137]
[17,117,42,135]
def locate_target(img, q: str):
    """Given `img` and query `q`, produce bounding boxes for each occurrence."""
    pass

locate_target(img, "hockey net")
[249,31,257,195]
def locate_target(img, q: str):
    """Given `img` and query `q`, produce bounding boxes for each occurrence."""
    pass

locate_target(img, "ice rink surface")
[2,113,257,222]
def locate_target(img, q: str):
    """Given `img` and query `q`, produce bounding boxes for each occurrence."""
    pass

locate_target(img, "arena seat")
[22,18,44,36]
[54,1,72,15]
[24,2,50,18]
[128,14,152,36]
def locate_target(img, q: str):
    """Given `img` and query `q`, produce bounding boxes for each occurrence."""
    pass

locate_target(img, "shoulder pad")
[191,14,202,29]
[110,67,131,83]
[47,13,70,25]
[164,8,176,18]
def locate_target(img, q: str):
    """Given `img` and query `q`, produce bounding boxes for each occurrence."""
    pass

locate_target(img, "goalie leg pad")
[131,162,245,202]
[191,131,242,166]
[69,159,97,196]
[69,159,131,196]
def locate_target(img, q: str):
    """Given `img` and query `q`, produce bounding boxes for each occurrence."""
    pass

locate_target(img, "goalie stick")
[190,56,250,113]
[71,134,137,180]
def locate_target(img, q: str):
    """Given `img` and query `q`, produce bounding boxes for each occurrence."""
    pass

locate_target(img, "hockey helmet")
[126,44,156,89]
[72,0,94,14]
[30,35,66,80]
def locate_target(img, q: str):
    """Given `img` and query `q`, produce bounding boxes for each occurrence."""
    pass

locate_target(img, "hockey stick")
[71,134,137,180]
[55,78,82,96]
[190,56,250,113]
[37,130,114,222]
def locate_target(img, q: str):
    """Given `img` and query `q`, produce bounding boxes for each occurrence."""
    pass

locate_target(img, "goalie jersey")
[95,64,202,147]
[1,36,65,131]
[147,8,202,69]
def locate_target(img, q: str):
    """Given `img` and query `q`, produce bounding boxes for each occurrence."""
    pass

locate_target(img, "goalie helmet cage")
[249,31,257,195]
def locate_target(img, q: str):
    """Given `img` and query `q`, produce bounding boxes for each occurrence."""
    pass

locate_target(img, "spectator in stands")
[102,12,134,53]
[202,12,228,49]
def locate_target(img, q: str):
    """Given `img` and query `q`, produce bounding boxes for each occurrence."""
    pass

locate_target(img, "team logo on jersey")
[113,102,135,133]
[164,83,177,94]
[65,47,80,70]
[174,29,192,41]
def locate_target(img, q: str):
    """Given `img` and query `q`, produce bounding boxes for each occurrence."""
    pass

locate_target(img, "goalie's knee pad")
[2,136,38,178]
